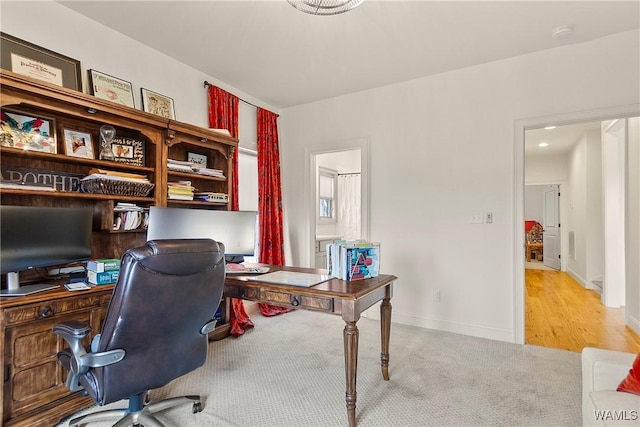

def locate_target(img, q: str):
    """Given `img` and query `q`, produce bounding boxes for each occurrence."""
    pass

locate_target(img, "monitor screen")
[1,205,93,293]
[146,207,258,258]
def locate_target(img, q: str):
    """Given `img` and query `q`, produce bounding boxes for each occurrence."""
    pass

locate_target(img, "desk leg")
[344,321,359,427]
[380,295,392,381]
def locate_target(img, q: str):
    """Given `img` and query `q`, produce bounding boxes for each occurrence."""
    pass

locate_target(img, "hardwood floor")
[525,266,640,353]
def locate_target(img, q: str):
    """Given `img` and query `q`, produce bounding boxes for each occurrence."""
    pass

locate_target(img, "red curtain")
[207,84,253,336]
[257,108,290,317]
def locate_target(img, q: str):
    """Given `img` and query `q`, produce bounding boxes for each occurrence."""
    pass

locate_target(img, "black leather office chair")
[54,239,225,427]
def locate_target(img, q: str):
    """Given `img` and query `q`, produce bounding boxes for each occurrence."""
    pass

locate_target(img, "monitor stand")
[1,272,59,297]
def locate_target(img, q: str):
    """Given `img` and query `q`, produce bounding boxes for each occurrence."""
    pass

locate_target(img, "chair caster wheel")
[193,401,203,413]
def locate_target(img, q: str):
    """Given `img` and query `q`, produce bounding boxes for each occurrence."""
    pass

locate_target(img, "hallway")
[525,268,640,353]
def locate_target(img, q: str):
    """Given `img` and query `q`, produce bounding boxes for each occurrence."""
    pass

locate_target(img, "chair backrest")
[88,239,225,405]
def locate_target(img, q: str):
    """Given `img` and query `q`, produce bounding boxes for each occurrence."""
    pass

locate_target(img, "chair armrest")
[582,347,636,393]
[54,320,126,391]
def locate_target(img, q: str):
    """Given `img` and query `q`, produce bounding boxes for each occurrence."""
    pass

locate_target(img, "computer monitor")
[1,205,93,296]
[146,207,258,263]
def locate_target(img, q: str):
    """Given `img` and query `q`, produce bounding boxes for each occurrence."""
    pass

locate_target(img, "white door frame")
[513,103,640,344]
[305,137,371,268]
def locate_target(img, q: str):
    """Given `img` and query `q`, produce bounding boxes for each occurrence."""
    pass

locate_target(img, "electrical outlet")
[485,212,493,223]
[433,290,441,302]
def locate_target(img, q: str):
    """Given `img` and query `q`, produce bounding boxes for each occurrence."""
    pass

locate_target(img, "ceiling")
[525,121,601,158]
[57,1,639,110]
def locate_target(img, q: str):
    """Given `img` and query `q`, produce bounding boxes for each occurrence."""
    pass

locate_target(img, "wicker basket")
[80,178,155,197]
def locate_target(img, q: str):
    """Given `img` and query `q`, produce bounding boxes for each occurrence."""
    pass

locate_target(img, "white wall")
[586,130,604,288]
[627,117,640,333]
[567,136,588,283]
[524,185,545,224]
[280,30,640,342]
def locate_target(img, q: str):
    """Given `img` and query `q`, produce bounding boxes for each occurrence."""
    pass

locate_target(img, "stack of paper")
[168,180,195,200]
[167,158,194,173]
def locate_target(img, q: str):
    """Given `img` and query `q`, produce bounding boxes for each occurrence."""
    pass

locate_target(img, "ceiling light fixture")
[538,142,549,148]
[287,0,364,16]
[544,125,557,130]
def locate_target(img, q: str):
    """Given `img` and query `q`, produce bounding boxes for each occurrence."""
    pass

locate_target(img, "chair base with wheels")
[67,391,202,427]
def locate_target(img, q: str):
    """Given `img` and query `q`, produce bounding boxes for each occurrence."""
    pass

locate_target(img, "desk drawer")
[261,290,333,313]
[3,293,111,325]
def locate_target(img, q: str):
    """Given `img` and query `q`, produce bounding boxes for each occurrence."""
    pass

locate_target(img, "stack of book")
[87,258,120,285]
[193,192,229,203]
[192,165,225,179]
[113,203,148,231]
[326,240,381,281]
[167,158,194,173]
[168,181,195,200]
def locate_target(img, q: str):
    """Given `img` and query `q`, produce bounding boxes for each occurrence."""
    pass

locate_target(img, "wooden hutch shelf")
[0,69,238,426]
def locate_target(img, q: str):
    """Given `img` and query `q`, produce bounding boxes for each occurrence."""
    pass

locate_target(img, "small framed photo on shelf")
[111,136,145,166]
[141,88,175,119]
[0,108,56,153]
[88,69,135,108]
[63,129,94,159]
[187,152,207,167]
[0,32,82,91]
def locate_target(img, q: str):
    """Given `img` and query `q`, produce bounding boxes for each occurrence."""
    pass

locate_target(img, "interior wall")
[627,117,640,333]
[524,185,544,224]
[281,29,640,342]
[586,129,604,288]
[567,135,588,284]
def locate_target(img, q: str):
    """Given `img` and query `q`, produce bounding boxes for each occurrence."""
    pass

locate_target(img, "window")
[319,167,337,222]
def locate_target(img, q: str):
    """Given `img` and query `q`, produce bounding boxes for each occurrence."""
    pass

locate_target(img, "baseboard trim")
[391,312,514,343]
[566,267,587,288]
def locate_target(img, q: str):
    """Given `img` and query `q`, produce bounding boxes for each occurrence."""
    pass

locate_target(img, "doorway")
[306,138,370,269]
[514,104,640,345]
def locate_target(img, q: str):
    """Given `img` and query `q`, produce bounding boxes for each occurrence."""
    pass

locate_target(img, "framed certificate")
[88,69,135,108]
[0,32,82,91]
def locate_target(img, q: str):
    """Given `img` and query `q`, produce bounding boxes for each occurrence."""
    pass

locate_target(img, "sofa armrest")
[582,347,636,394]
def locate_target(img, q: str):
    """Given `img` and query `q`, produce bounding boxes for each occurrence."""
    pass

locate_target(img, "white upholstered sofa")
[582,347,640,426]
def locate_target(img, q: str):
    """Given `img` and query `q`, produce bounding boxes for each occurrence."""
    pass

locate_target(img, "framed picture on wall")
[141,88,175,119]
[88,69,135,108]
[0,32,82,91]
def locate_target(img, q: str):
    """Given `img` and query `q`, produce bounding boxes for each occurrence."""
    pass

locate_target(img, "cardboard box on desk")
[87,258,120,273]
[88,270,119,285]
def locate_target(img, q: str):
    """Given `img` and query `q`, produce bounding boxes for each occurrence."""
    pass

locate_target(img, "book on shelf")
[193,192,228,203]
[168,193,194,201]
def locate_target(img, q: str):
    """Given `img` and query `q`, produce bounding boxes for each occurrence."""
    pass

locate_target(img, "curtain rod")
[203,80,259,110]
[338,172,361,176]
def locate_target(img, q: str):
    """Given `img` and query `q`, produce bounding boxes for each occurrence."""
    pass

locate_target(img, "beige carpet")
[58,309,582,426]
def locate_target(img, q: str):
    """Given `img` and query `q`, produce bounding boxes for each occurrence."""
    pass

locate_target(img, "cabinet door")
[3,312,92,420]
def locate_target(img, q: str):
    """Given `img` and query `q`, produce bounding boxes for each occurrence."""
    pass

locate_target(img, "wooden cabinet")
[0,70,238,425]
[1,286,112,427]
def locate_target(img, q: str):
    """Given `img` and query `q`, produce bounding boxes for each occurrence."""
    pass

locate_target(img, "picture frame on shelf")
[111,136,145,166]
[88,69,135,108]
[0,108,56,153]
[63,129,94,159]
[141,88,175,119]
[188,152,207,167]
[0,32,82,91]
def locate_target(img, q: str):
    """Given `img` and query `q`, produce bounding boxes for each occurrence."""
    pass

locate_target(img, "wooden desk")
[526,242,544,262]
[224,266,397,427]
